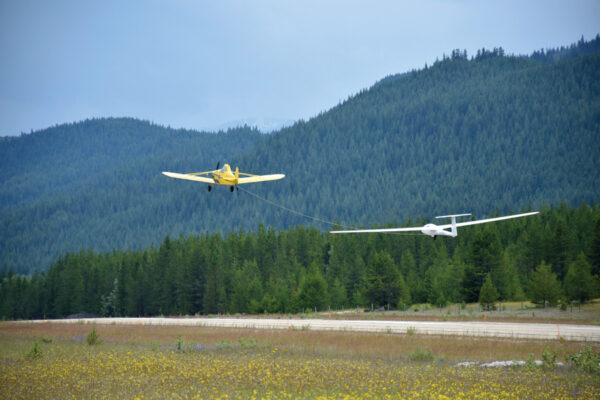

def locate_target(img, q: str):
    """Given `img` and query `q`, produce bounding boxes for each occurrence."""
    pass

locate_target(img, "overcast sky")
[1,0,599,136]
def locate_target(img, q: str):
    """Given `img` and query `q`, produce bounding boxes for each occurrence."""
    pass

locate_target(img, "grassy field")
[1,322,599,399]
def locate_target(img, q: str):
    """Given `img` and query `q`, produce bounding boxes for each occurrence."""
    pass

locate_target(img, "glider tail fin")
[435,213,471,237]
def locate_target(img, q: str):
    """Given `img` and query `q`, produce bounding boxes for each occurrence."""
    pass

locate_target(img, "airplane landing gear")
[207,185,212,192]
[230,186,234,192]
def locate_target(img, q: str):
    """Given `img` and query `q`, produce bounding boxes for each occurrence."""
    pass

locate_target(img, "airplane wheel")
[208,186,212,192]
[230,186,234,192]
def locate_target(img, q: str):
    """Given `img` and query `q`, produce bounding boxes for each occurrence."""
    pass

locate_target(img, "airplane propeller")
[216,161,220,170]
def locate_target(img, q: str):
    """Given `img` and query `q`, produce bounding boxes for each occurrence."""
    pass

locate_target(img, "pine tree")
[247,276,264,314]
[463,229,502,303]
[298,262,329,311]
[549,218,570,280]
[364,251,401,308]
[529,261,562,307]
[590,218,600,276]
[564,252,596,304]
[479,273,499,311]
[397,273,411,309]
[399,250,416,279]
[329,278,348,309]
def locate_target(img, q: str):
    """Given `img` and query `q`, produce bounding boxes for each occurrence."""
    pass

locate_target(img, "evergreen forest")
[1,36,599,280]
[1,202,600,319]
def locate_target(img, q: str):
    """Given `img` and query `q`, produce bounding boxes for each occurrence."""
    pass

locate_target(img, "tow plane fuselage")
[211,164,238,186]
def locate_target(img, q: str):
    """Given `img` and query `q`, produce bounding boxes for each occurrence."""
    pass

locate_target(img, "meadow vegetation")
[1,322,599,399]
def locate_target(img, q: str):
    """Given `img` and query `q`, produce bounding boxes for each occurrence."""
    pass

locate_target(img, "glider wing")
[330,227,423,234]
[436,211,540,229]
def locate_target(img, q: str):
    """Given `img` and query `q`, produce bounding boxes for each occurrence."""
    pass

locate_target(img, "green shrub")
[568,346,600,374]
[525,353,538,371]
[216,339,233,350]
[408,346,434,362]
[238,337,258,349]
[26,341,43,360]
[175,335,184,352]
[86,328,102,346]
[541,348,557,370]
[559,297,568,311]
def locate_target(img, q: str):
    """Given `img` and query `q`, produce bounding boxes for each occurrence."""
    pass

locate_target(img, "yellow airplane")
[162,162,285,192]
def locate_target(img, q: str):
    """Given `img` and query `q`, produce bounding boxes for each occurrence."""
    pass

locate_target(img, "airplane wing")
[436,211,540,229]
[237,174,285,184]
[331,211,540,234]
[330,226,423,234]
[188,171,215,176]
[162,171,215,184]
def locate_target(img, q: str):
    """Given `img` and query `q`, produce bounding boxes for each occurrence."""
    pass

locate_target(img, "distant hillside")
[1,37,599,274]
[0,119,263,272]
[0,118,260,206]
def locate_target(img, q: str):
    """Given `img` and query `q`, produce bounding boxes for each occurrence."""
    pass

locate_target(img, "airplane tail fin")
[235,167,239,184]
[435,213,471,237]
[451,217,457,237]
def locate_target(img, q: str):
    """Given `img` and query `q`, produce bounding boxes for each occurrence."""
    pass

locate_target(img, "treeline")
[1,203,599,319]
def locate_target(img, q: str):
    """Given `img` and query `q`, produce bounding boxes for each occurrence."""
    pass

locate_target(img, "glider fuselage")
[421,223,455,237]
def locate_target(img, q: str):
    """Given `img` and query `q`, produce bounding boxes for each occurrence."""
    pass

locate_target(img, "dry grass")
[1,321,598,363]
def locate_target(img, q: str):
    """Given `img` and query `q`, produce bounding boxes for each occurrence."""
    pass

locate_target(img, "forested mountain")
[0,119,263,272]
[241,41,600,229]
[1,36,600,274]
[0,118,262,207]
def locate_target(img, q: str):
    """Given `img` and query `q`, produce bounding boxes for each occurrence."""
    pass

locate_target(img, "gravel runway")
[29,317,600,341]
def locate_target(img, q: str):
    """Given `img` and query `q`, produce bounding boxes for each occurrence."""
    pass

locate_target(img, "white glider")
[330,211,539,239]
